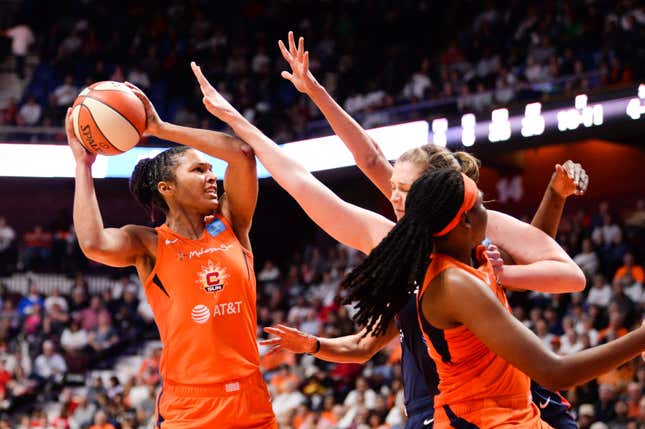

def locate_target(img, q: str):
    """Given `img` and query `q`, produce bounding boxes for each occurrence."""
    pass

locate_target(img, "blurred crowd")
[0,0,643,141]
[0,197,643,428]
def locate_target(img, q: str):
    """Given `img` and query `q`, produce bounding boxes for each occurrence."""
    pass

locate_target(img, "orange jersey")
[417,247,549,428]
[143,215,260,385]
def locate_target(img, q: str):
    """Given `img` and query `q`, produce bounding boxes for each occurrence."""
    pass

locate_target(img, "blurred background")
[0,0,643,428]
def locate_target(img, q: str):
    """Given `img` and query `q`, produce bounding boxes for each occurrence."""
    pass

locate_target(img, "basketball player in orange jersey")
[272,33,588,428]
[341,168,645,428]
[65,94,277,428]
[191,56,586,428]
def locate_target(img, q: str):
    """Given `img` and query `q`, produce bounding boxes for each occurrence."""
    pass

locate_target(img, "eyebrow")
[192,162,213,169]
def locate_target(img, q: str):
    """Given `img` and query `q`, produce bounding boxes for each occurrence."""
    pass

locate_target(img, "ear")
[461,212,472,229]
[157,181,174,197]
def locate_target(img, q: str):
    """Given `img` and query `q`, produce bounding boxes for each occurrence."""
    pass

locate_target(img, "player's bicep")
[82,225,149,268]
[487,210,569,264]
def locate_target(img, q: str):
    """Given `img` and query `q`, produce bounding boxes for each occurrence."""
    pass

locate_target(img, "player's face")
[390,161,425,220]
[172,149,219,213]
[466,192,488,245]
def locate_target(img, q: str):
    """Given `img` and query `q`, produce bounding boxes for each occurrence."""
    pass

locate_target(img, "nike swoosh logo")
[423,418,434,425]
[165,239,178,245]
[539,397,551,409]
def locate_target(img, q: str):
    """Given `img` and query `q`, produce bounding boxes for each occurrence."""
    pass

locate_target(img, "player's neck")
[433,239,473,266]
[165,209,205,240]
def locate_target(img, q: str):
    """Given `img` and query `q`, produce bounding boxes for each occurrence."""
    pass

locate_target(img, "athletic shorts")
[155,371,277,428]
[405,395,435,429]
[434,395,555,428]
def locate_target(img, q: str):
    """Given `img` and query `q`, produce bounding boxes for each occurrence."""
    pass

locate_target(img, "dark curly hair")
[341,169,467,336]
[129,146,191,218]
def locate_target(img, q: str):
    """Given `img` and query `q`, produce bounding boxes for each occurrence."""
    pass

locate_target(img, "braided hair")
[129,146,191,219]
[341,169,467,336]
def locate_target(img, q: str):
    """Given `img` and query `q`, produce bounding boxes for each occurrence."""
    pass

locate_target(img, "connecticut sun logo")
[196,260,229,293]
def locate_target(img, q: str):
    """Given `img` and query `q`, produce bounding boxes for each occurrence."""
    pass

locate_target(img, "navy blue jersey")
[395,293,439,420]
[530,381,577,429]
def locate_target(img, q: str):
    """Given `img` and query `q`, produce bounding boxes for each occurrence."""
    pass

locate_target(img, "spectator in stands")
[89,410,115,429]
[625,381,642,419]
[17,281,43,317]
[60,319,88,373]
[258,259,281,284]
[1,23,33,80]
[0,98,18,126]
[125,65,150,90]
[21,225,52,271]
[588,274,613,308]
[87,312,119,366]
[0,217,15,276]
[575,238,600,279]
[614,252,644,284]
[32,340,66,398]
[78,296,110,332]
[16,96,42,126]
[48,75,78,120]
[272,378,305,420]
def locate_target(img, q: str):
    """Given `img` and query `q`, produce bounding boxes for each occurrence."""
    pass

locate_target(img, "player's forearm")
[501,261,585,293]
[224,114,310,187]
[153,122,251,165]
[544,328,645,390]
[73,164,107,253]
[314,334,376,364]
[307,83,393,197]
[531,186,566,239]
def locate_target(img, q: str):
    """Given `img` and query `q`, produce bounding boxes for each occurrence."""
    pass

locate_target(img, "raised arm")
[487,210,585,293]
[66,109,151,269]
[531,161,589,238]
[125,83,258,248]
[424,269,645,391]
[260,321,398,363]
[279,32,394,198]
[191,62,394,254]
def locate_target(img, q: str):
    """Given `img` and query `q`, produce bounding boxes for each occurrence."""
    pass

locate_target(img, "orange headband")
[432,173,479,237]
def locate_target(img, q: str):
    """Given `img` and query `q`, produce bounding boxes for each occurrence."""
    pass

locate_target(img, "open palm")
[278,31,318,94]
[190,61,240,121]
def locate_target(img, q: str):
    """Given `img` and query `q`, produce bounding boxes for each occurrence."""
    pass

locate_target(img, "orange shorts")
[155,371,277,429]
[434,395,555,428]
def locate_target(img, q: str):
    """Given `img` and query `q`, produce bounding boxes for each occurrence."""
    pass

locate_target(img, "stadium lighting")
[431,118,448,147]
[521,102,545,137]
[489,108,511,142]
[461,114,476,147]
[0,121,429,179]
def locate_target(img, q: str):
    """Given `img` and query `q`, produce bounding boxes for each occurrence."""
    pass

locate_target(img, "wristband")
[309,338,320,354]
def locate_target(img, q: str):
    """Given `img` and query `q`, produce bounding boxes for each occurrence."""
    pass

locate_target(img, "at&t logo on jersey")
[196,261,229,293]
[190,301,242,324]
[191,304,211,324]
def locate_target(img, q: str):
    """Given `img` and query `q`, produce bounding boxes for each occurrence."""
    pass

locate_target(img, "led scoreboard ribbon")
[0,85,643,178]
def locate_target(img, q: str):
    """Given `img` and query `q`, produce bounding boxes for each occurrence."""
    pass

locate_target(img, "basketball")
[70,81,146,155]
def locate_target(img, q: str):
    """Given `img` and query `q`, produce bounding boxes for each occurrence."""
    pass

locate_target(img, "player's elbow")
[230,141,256,166]
[532,357,572,391]
[564,263,586,292]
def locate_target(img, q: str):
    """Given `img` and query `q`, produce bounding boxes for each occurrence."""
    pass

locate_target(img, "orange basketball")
[70,81,146,155]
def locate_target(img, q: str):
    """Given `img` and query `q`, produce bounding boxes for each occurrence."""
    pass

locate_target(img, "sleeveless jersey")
[143,215,260,385]
[396,294,439,407]
[417,247,546,427]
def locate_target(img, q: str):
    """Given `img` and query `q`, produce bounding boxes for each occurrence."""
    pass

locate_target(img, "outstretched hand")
[278,31,319,94]
[190,62,241,122]
[260,324,318,356]
[551,160,589,198]
[65,108,96,166]
[124,82,163,136]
